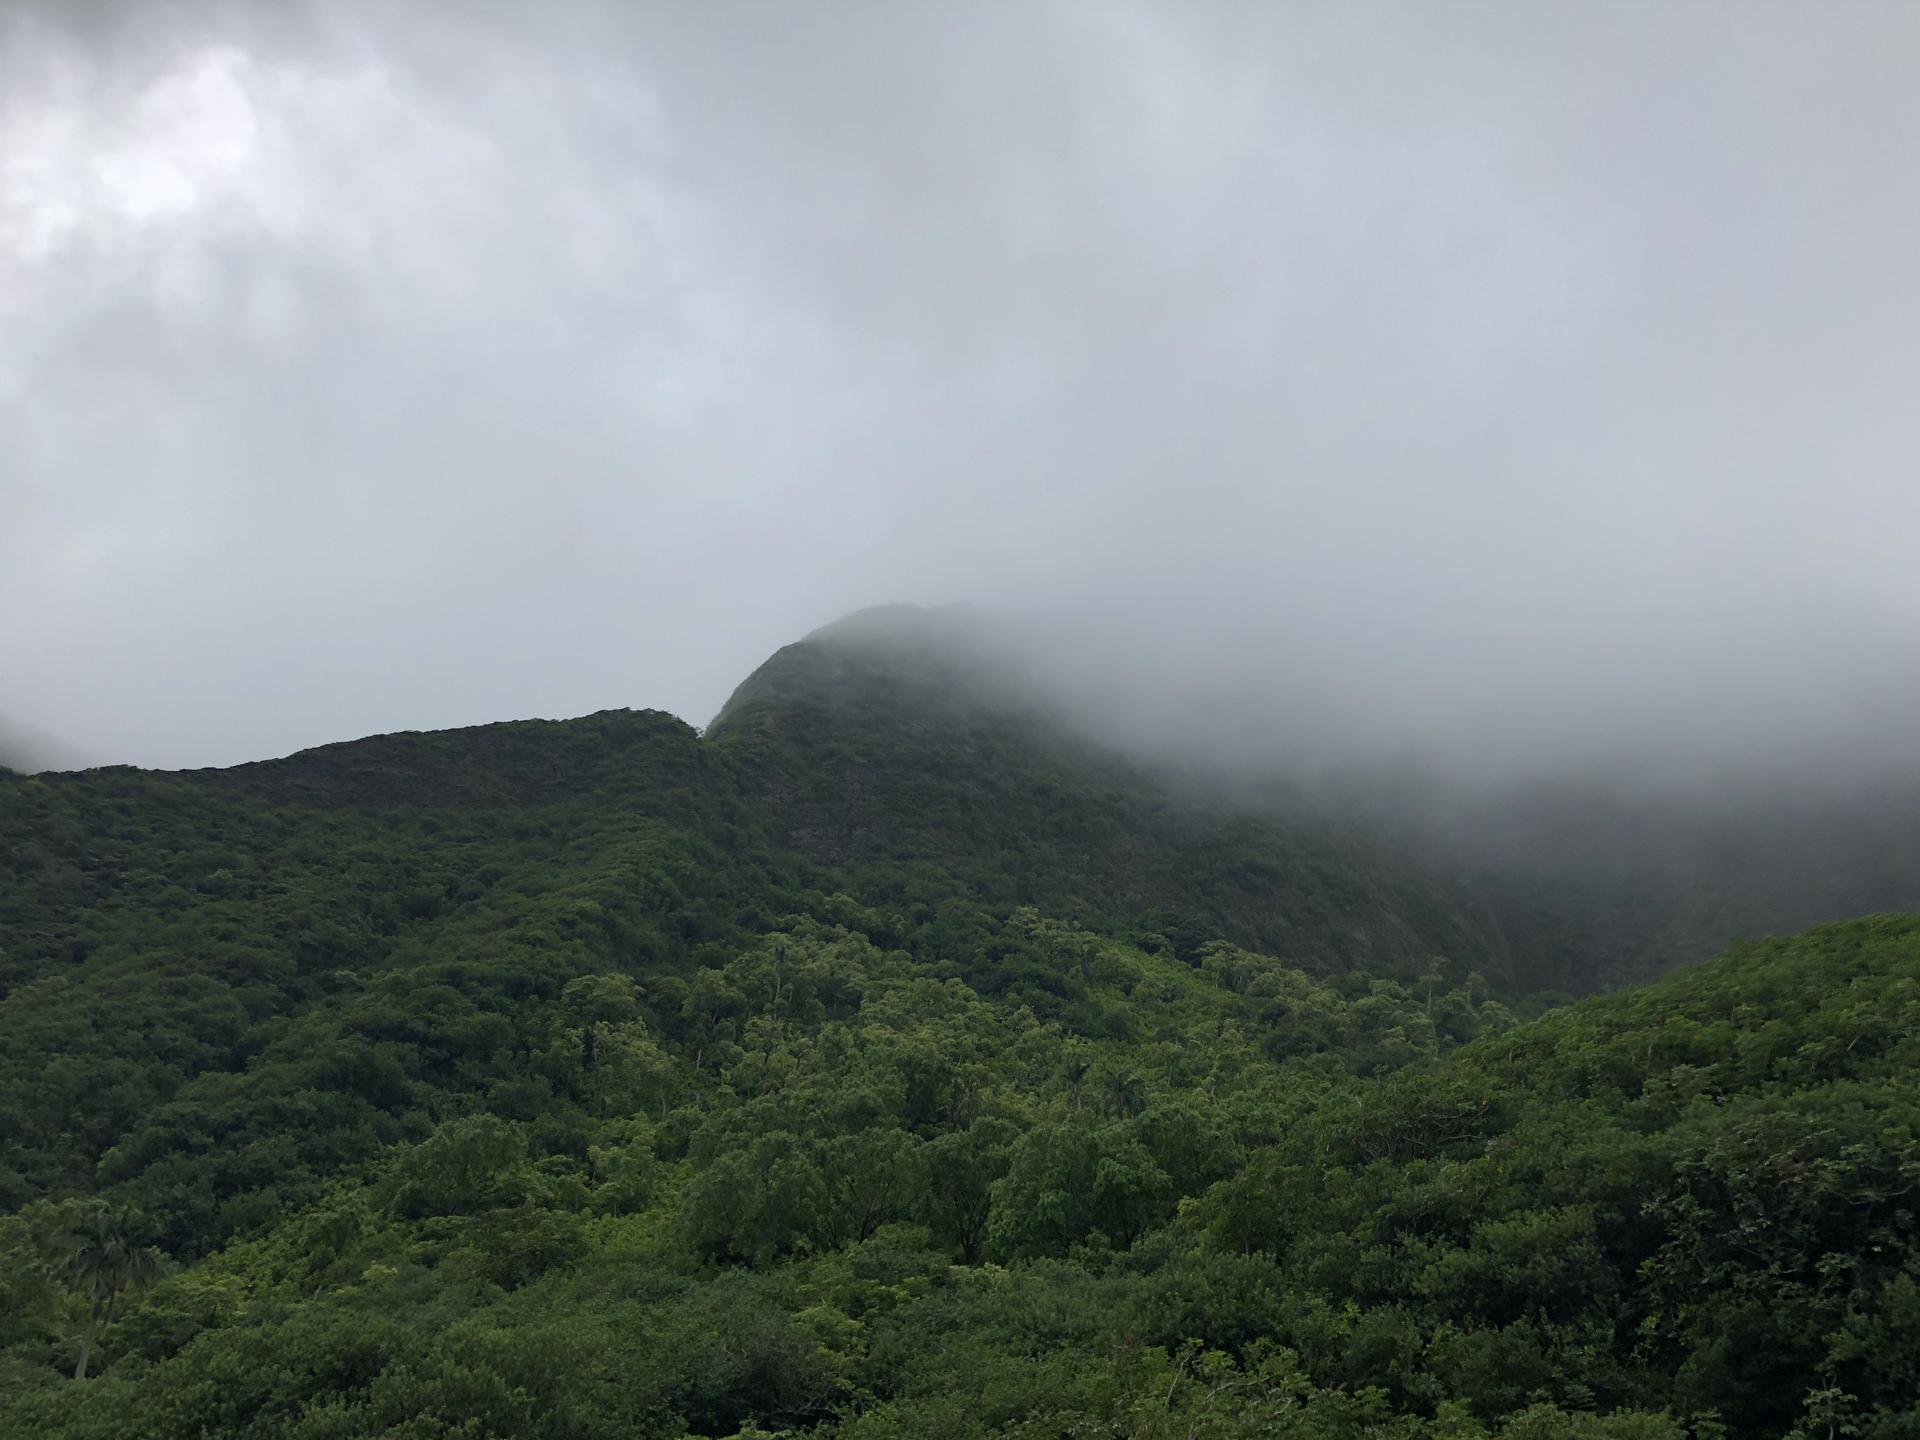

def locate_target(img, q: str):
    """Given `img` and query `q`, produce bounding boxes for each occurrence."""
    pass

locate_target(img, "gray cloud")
[4,0,1918,778]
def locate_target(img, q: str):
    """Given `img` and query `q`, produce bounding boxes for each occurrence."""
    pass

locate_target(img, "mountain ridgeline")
[2,606,1918,1438]
[705,608,1505,983]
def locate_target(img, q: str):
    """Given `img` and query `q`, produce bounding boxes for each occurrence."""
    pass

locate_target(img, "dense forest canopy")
[3,613,1917,1438]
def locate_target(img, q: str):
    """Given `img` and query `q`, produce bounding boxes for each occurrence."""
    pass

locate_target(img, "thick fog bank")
[6,2,1918,769]
[850,600,1920,799]
[0,712,88,775]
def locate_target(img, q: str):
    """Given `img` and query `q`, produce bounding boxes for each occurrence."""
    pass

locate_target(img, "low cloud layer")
[5,1,1918,777]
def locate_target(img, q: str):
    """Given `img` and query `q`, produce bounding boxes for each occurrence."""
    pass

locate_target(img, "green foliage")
[3,639,1917,1437]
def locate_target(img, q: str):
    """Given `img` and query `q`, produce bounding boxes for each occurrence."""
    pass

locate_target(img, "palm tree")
[61,1205,163,1380]
[1100,1067,1147,1119]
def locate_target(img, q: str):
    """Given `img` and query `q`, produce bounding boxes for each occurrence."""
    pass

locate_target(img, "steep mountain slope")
[707,604,1920,996]
[0,614,1499,1231]
[708,606,1504,980]
[0,707,780,1219]
[1337,769,1920,993]
[4,610,1919,1437]
[5,838,1917,1436]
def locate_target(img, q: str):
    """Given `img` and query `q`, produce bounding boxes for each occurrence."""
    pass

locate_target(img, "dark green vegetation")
[1359,773,1920,995]
[3,614,1917,1438]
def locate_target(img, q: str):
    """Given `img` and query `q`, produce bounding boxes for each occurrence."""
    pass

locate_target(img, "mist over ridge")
[786,598,1920,797]
[5,1,1919,772]
[750,600,1920,991]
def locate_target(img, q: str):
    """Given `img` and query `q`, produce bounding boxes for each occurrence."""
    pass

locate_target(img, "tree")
[53,1204,164,1380]
[384,1115,528,1219]
[921,1117,1018,1263]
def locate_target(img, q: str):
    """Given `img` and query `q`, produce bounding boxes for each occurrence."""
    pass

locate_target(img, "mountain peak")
[706,603,1026,740]
[805,601,987,646]
[698,605,1499,977]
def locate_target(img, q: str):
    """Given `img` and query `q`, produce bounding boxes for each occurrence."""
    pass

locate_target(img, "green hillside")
[1427,780,1920,994]
[2,614,1916,1438]
[707,608,1503,979]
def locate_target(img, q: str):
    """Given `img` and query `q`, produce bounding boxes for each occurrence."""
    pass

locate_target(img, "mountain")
[708,606,1505,980]
[707,605,1920,993]
[0,609,1502,1217]
[2,606,1918,1438]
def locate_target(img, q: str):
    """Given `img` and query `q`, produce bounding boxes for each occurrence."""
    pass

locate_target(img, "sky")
[4,0,1919,775]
